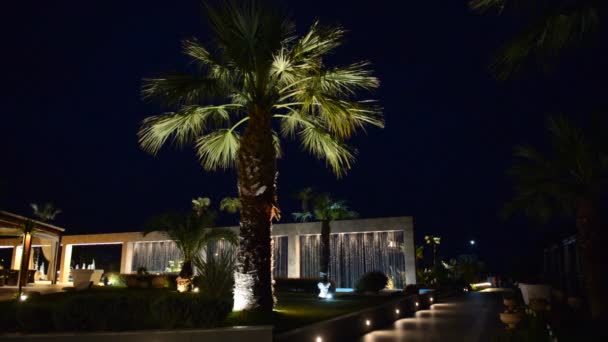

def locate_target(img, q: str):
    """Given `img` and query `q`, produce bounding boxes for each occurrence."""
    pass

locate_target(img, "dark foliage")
[355,272,388,293]
[0,289,232,333]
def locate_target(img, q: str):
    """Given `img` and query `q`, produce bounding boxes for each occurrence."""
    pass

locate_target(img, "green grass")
[225,292,398,333]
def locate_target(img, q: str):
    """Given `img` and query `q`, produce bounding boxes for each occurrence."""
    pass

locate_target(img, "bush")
[274,278,336,293]
[193,250,235,299]
[151,293,232,328]
[104,272,127,287]
[6,288,233,332]
[355,271,388,293]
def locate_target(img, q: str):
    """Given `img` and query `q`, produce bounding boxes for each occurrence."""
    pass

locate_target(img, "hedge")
[0,289,232,333]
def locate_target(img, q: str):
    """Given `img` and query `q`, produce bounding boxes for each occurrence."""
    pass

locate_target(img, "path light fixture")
[315,336,322,342]
[365,319,371,327]
[19,294,28,302]
[430,297,434,303]
[395,308,400,314]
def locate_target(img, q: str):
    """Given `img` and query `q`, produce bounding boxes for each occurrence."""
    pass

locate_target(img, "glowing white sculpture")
[318,282,331,299]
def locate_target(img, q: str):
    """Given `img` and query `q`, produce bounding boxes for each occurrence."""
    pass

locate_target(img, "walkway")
[0,283,67,301]
[359,292,504,342]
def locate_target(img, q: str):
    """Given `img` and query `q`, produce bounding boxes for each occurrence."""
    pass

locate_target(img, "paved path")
[359,292,504,342]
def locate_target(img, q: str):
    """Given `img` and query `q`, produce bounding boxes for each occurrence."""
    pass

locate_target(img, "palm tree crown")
[470,0,603,78]
[505,116,607,220]
[138,2,383,176]
[30,203,62,222]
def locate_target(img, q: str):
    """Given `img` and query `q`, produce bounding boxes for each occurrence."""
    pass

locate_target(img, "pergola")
[0,210,65,286]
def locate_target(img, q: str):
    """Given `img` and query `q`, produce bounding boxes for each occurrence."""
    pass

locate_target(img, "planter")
[176,277,191,292]
[126,275,138,288]
[499,311,523,329]
[503,298,517,310]
[518,283,550,305]
[151,275,166,288]
[72,269,94,290]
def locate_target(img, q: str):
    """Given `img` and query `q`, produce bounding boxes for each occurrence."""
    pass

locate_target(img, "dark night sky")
[1,1,606,272]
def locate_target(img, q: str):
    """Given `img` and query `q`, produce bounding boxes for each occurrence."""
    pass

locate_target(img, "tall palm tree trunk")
[576,200,608,320]
[320,220,331,283]
[234,107,276,313]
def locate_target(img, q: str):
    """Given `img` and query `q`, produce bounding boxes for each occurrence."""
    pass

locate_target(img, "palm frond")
[299,126,355,177]
[142,73,226,106]
[195,129,240,170]
[292,211,313,222]
[138,105,237,155]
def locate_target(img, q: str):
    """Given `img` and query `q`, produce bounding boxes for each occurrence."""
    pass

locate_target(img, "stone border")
[0,325,273,342]
[275,292,433,342]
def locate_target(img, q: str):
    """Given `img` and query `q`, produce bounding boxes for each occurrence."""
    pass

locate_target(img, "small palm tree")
[506,116,608,319]
[470,0,603,79]
[30,203,61,222]
[219,197,241,214]
[294,193,357,286]
[295,187,314,213]
[192,197,211,216]
[138,1,382,311]
[144,205,237,282]
[424,235,441,269]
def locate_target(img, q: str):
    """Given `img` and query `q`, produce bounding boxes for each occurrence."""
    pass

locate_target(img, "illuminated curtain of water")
[300,231,405,288]
[131,236,289,277]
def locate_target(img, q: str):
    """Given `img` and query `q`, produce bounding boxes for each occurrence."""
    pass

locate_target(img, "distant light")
[193,287,200,293]
[463,288,469,292]
[19,295,28,302]
[326,293,333,300]
[395,309,400,314]
[469,240,476,245]
[415,302,419,307]
[107,281,113,286]
[316,336,323,342]
[430,297,434,302]
[365,319,371,326]
[471,282,492,288]
[335,288,354,293]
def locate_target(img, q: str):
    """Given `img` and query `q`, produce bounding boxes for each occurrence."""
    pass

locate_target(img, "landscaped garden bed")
[0,287,404,334]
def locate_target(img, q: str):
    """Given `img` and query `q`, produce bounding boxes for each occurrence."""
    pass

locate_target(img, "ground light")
[315,336,323,342]
[395,308,400,314]
[19,294,28,302]
[470,240,476,245]
[415,301,419,308]
[430,297,434,303]
[365,319,371,327]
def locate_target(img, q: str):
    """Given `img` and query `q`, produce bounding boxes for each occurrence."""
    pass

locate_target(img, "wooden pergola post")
[17,231,33,291]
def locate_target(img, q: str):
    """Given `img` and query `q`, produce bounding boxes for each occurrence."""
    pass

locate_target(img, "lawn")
[226,291,399,333]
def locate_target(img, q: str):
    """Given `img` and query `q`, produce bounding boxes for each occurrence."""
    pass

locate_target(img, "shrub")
[355,271,388,293]
[5,288,233,332]
[274,278,336,293]
[404,284,419,296]
[104,272,127,287]
[193,250,235,298]
[151,293,232,328]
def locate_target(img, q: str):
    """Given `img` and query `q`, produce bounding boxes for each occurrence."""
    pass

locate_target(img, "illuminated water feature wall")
[131,236,288,277]
[300,231,406,288]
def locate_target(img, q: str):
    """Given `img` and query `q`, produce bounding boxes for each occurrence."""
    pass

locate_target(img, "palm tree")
[219,197,241,214]
[507,116,608,319]
[192,197,211,216]
[294,193,357,287]
[30,203,61,222]
[138,1,382,312]
[295,187,314,213]
[144,207,237,283]
[470,0,604,79]
[424,235,441,269]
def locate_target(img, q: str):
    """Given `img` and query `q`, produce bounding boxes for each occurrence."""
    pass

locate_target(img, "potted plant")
[499,308,523,329]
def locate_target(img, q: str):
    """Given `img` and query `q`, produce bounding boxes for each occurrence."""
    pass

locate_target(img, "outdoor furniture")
[72,269,105,289]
